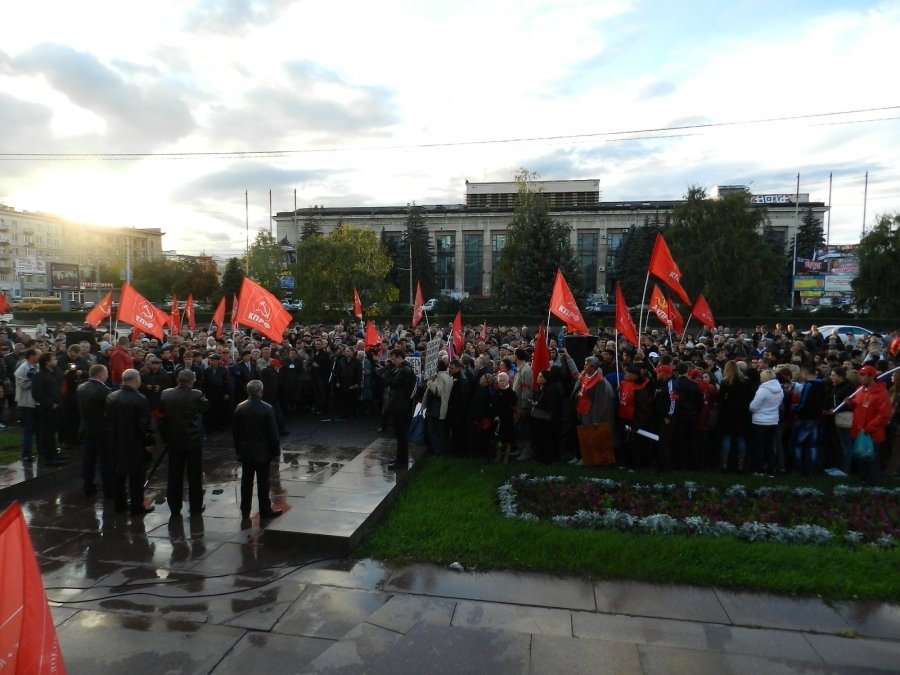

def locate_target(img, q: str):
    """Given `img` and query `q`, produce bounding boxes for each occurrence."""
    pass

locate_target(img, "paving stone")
[805,632,900,671]
[291,558,391,591]
[594,580,730,624]
[451,599,573,637]
[531,633,642,674]
[365,595,456,634]
[210,631,334,673]
[272,585,391,639]
[637,643,830,675]
[715,590,852,633]
[833,600,900,640]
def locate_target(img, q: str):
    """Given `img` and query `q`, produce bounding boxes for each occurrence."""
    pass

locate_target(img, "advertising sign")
[50,263,80,290]
[15,259,46,274]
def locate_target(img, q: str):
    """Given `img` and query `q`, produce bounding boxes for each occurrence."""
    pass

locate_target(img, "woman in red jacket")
[844,365,892,486]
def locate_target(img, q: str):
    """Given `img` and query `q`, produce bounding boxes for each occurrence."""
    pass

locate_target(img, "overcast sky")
[1,0,898,257]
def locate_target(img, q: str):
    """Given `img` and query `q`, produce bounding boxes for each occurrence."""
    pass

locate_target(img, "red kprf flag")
[117,283,165,340]
[0,502,67,674]
[531,325,550,391]
[353,287,363,320]
[211,296,226,338]
[649,233,690,304]
[668,297,685,334]
[184,294,196,331]
[231,293,240,332]
[411,281,424,328]
[549,269,589,335]
[85,291,114,328]
[170,295,181,334]
[450,310,464,353]
[691,293,716,330]
[236,277,293,343]
[365,321,381,350]
[649,284,673,329]
[614,283,639,347]
[0,292,10,315]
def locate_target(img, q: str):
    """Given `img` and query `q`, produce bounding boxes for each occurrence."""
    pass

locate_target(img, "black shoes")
[387,462,408,472]
[260,509,283,519]
[44,457,67,466]
[189,505,206,515]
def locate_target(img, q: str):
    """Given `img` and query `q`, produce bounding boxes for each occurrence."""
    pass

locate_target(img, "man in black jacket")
[77,364,112,498]
[160,369,209,516]
[233,379,283,520]
[203,352,231,431]
[107,368,156,515]
[384,348,417,471]
[32,351,67,466]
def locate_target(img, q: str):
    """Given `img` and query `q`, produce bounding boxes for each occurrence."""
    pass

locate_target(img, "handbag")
[407,408,427,446]
[834,410,853,429]
[531,407,552,420]
[852,431,874,460]
[576,422,615,466]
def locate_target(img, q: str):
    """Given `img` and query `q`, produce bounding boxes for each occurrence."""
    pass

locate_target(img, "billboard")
[50,263,80,290]
[15,259,46,275]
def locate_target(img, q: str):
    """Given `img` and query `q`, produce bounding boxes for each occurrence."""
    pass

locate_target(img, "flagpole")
[638,270,651,338]
[681,315,692,344]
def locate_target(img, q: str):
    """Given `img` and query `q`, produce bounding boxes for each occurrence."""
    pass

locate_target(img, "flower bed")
[498,475,900,547]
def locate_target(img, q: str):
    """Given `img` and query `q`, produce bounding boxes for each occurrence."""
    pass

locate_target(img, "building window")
[463,233,483,295]
[491,232,506,270]
[577,232,598,294]
[436,233,455,292]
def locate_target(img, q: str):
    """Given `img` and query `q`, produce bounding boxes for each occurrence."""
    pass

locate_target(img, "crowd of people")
[2,316,898,514]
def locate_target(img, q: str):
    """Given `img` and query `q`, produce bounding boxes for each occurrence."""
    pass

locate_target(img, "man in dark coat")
[383,348,417,471]
[260,358,287,435]
[232,350,257,403]
[139,355,173,414]
[202,352,231,431]
[233,379,283,519]
[336,345,362,420]
[107,368,156,515]
[159,369,209,516]
[32,351,67,466]
[77,363,113,498]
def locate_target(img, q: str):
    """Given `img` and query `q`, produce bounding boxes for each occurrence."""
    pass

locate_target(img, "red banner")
[549,269,589,335]
[691,293,716,330]
[365,321,381,350]
[649,284,673,329]
[170,295,181,334]
[85,291,113,328]
[353,287,363,320]
[210,296,226,338]
[117,283,165,340]
[411,282,424,328]
[531,325,550,390]
[231,293,240,332]
[0,292,10,315]
[668,297,685,334]
[450,310,464,353]
[236,277,293,342]
[184,294,196,331]
[649,233,690,304]
[0,502,67,674]
[614,283,639,346]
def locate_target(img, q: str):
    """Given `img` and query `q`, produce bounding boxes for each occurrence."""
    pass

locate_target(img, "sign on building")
[50,263,80,290]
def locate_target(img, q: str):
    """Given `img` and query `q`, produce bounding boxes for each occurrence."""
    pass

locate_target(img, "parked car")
[421,298,438,312]
[282,299,303,311]
[812,325,873,341]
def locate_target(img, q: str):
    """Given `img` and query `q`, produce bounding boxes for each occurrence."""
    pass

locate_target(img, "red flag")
[0,292,10,315]
[231,293,240,332]
[365,321,381,350]
[117,283,165,340]
[236,277,293,343]
[549,269,589,335]
[211,296,226,338]
[450,310,464,353]
[170,295,181,334]
[411,282,424,328]
[531,325,550,390]
[85,291,114,328]
[691,293,716,330]
[480,320,488,341]
[649,233,690,304]
[649,284,673,329]
[0,502,67,674]
[668,297,685,334]
[184,293,196,331]
[614,283,639,347]
[353,287,363,320]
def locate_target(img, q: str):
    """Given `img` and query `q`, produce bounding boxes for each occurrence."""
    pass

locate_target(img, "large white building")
[274,180,828,302]
[0,203,163,303]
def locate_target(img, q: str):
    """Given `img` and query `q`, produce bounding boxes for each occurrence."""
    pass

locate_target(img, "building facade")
[0,204,163,303]
[274,180,829,302]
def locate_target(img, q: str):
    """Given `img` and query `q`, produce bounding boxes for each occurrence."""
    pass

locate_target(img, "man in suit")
[77,363,113,498]
[107,368,156,515]
[233,379,283,520]
[159,369,209,516]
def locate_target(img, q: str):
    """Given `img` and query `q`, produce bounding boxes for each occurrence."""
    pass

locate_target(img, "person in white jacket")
[424,359,453,456]
[748,369,784,474]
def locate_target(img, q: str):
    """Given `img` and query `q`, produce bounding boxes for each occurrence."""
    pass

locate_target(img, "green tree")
[246,229,287,295]
[493,170,581,312]
[667,186,781,315]
[794,207,825,260]
[300,208,323,241]
[852,212,900,317]
[220,257,244,303]
[132,257,180,302]
[611,217,665,304]
[380,227,403,295]
[401,205,436,301]
[176,254,220,302]
[293,224,398,317]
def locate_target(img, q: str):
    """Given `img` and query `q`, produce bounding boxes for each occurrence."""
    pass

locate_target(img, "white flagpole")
[638,270,651,338]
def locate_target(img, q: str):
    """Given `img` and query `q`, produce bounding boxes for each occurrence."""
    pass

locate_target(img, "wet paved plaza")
[3,414,899,673]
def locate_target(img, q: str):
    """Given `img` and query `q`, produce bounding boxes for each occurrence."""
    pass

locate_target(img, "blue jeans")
[720,435,747,469]
[792,419,820,475]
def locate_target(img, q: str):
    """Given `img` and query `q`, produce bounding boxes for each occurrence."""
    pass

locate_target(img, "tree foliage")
[402,205,436,301]
[493,170,581,312]
[177,254,220,301]
[132,258,180,302]
[667,186,781,315]
[794,207,825,260]
[852,212,900,317]
[300,207,324,241]
[220,257,244,304]
[246,229,287,295]
[612,217,665,304]
[132,255,220,302]
[293,224,398,317]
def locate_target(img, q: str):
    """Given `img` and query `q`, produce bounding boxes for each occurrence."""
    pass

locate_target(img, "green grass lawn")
[0,431,22,464]
[356,458,900,601]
